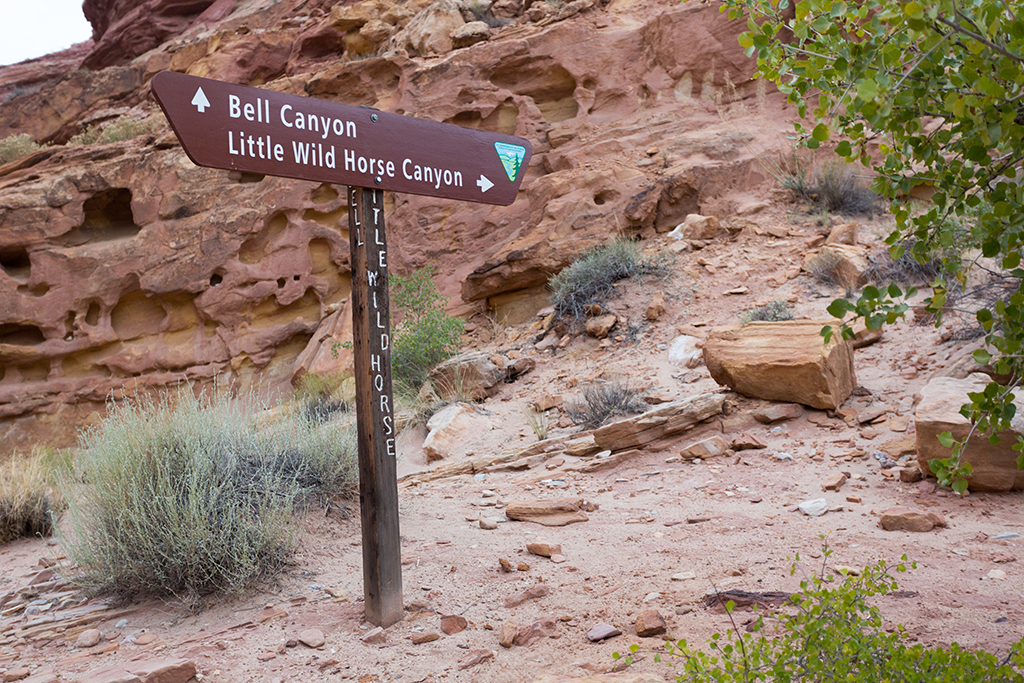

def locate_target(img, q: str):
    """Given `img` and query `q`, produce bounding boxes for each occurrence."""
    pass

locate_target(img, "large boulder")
[422,402,494,461]
[702,321,856,410]
[915,374,1024,492]
[427,351,534,400]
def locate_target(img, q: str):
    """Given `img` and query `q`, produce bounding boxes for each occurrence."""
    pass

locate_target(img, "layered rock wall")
[0,0,780,453]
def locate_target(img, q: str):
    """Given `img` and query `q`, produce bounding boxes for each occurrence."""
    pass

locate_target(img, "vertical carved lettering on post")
[348,186,402,627]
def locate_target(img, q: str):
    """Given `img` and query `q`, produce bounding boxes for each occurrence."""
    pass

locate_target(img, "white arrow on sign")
[476,175,494,193]
[191,87,211,113]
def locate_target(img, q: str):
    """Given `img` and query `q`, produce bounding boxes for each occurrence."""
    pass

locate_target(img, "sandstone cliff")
[0,0,785,452]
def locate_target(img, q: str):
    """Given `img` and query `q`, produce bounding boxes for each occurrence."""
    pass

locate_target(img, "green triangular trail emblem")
[494,142,526,182]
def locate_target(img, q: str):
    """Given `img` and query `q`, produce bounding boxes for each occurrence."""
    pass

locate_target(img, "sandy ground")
[1,204,1022,683]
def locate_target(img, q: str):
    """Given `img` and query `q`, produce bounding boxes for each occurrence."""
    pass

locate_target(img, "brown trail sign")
[152,70,532,627]
[151,70,532,206]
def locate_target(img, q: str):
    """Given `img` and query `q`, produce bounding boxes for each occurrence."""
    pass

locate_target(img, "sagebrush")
[0,134,45,165]
[739,298,794,324]
[58,388,357,604]
[565,380,648,430]
[549,238,671,323]
[0,449,64,544]
[68,115,164,146]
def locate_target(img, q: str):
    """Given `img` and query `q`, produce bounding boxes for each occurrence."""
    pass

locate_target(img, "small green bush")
[58,388,357,604]
[739,299,794,324]
[68,115,164,146]
[390,265,464,394]
[617,547,1024,682]
[565,380,648,430]
[549,238,671,322]
[0,134,45,165]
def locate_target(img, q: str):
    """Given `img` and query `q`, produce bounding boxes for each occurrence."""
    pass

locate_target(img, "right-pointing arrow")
[191,87,211,113]
[476,174,494,193]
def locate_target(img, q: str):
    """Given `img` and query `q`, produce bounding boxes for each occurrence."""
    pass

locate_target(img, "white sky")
[0,1,93,67]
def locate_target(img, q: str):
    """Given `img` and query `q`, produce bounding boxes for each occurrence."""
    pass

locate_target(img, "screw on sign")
[152,71,532,628]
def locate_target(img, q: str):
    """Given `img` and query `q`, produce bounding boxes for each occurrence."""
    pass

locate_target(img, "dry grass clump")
[58,388,357,605]
[565,380,648,430]
[810,161,877,214]
[0,449,64,544]
[0,134,46,165]
[739,298,795,324]
[805,249,847,288]
[549,238,671,323]
[68,115,164,146]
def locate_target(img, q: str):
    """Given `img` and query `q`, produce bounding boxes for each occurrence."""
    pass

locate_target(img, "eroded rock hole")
[491,63,578,122]
[209,272,224,287]
[594,190,617,206]
[240,213,288,265]
[234,172,265,183]
[277,278,287,288]
[65,188,141,246]
[110,291,167,341]
[85,301,101,326]
[0,246,31,281]
[0,323,45,345]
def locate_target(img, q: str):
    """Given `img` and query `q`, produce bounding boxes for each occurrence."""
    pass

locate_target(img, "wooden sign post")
[152,70,532,627]
[346,186,402,626]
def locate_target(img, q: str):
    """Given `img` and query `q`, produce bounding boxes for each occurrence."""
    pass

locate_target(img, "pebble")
[586,623,622,642]
[479,518,498,530]
[362,627,387,645]
[798,498,828,517]
[550,554,566,564]
[474,474,488,481]
[635,610,667,637]
[993,532,1020,540]
[76,629,102,649]
[775,452,794,461]
[987,569,1007,580]
[441,615,468,635]
[481,490,496,498]
[135,633,158,645]
[298,628,325,648]
[642,592,661,603]
[499,621,517,648]
[411,632,440,644]
[527,542,562,558]
[115,619,128,629]
[671,571,696,581]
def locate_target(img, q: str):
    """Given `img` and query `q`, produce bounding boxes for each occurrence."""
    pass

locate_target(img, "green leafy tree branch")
[723,0,1024,491]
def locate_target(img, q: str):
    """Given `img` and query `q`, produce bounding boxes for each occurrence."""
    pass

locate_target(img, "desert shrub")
[68,115,163,146]
[295,373,351,425]
[810,161,877,214]
[58,388,357,604]
[565,380,648,430]
[0,449,64,544]
[0,134,45,165]
[549,238,671,322]
[804,249,847,289]
[739,298,794,324]
[617,548,1024,682]
[390,265,464,394]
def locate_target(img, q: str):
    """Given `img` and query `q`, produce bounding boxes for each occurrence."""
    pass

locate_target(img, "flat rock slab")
[879,507,946,532]
[459,649,495,670]
[514,617,558,646]
[703,320,856,410]
[298,628,325,648]
[527,542,562,558]
[506,498,589,526]
[130,658,197,683]
[586,622,622,642]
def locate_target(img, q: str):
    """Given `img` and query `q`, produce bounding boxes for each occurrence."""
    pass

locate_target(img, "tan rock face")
[422,403,493,461]
[915,375,1024,492]
[879,507,946,532]
[703,321,857,410]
